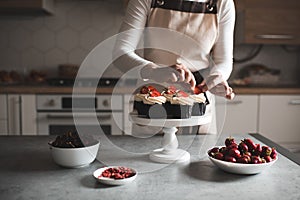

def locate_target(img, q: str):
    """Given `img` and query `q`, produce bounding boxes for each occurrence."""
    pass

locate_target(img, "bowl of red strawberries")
[207,137,278,175]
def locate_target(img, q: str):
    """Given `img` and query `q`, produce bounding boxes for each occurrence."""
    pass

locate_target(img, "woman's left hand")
[197,80,235,100]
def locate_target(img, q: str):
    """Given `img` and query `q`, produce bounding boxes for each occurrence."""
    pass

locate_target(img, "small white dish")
[208,149,278,175]
[93,166,137,185]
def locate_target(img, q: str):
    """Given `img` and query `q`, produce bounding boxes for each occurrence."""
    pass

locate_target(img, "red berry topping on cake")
[147,86,156,91]
[139,85,161,97]
[193,86,203,94]
[150,90,161,97]
[177,90,189,97]
[165,85,177,94]
[140,86,149,94]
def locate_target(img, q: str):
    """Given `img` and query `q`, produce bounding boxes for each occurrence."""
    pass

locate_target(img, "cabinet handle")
[289,100,300,105]
[46,113,112,120]
[255,34,295,40]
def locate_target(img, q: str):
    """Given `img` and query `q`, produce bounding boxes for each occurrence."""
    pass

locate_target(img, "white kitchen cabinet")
[0,94,8,135]
[258,95,300,145]
[21,95,37,135]
[216,95,259,135]
[123,94,133,135]
[7,94,37,135]
[7,94,21,135]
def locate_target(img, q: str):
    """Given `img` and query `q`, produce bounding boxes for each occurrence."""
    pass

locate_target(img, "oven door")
[37,112,123,135]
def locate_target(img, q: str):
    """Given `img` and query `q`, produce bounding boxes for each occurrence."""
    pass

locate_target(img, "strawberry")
[165,86,177,94]
[194,86,202,94]
[140,86,149,94]
[177,90,189,97]
[150,90,161,97]
[147,86,156,91]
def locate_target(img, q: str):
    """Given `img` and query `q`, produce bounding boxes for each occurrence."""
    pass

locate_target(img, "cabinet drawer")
[245,0,300,9]
[244,9,300,44]
[0,95,7,119]
[259,95,300,143]
[0,120,8,135]
[216,95,258,134]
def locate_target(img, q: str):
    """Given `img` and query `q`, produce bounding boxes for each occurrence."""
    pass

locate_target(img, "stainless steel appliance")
[36,94,123,135]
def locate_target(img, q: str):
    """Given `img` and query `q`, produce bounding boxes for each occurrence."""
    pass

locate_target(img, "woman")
[114,0,235,133]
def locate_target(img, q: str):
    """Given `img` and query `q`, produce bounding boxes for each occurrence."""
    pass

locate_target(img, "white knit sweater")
[114,0,236,90]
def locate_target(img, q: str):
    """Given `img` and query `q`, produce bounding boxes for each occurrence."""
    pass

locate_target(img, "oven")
[36,94,123,135]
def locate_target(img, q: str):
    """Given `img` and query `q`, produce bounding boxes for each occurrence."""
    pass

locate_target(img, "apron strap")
[151,0,218,14]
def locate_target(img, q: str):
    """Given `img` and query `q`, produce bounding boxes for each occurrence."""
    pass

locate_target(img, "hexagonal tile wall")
[8,27,33,51]
[32,28,55,52]
[56,28,80,52]
[80,28,103,51]
[68,47,88,65]
[45,48,68,69]
[21,48,44,70]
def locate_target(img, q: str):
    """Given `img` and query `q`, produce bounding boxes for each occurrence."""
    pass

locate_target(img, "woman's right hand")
[140,63,196,90]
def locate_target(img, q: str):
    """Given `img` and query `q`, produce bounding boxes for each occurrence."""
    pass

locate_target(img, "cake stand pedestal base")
[150,149,190,164]
[150,127,190,164]
[130,114,212,164]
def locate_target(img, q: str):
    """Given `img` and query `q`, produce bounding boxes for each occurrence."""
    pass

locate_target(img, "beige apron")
[145,0,219,71]
[145,0,219,134]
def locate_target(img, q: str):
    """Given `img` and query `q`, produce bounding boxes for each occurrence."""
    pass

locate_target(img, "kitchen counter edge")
[1,85,300,95]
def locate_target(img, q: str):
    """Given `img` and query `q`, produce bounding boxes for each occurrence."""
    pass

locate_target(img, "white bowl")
[93,166,137,185]
[208,150,278,175]
[49,141,100,168]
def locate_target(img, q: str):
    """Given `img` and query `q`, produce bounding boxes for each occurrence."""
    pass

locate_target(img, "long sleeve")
[113,0,153,73]
[206,0,235,89]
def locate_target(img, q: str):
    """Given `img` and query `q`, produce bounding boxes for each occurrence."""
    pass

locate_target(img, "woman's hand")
[141,63,196,90]
[197,80,235,100]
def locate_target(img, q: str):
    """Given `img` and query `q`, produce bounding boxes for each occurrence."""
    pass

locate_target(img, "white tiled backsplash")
[0,0,299,82]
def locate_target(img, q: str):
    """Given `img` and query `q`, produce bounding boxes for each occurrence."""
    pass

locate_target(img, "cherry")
[237,156,249,164]
[208,147,219,157]
[228,148,241,159]
[264,156,272,163]
[261,146,272,157]
[243,151,252,157]
[238,142,248,153]
[243,138,256,152]
[214,152,224,160]
[271,148,278,159]
[253,144,262,156]
[219,147,228,155]
[209,137,277,165]
[242,154,251,163]
[225,137,236,147]
[251,156,262,164]
[227,143,238,150]
[225,156,236,163]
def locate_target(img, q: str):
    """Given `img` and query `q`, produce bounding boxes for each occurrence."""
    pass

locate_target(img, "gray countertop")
[0,134,299,200]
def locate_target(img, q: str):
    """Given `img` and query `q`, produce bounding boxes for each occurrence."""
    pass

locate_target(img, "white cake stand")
[130,114,212,164]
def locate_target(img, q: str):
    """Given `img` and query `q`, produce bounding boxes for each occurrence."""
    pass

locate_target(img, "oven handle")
[46,113,112,120]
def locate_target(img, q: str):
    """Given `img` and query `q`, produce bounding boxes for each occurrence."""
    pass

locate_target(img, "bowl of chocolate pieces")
[48,131,100,168]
